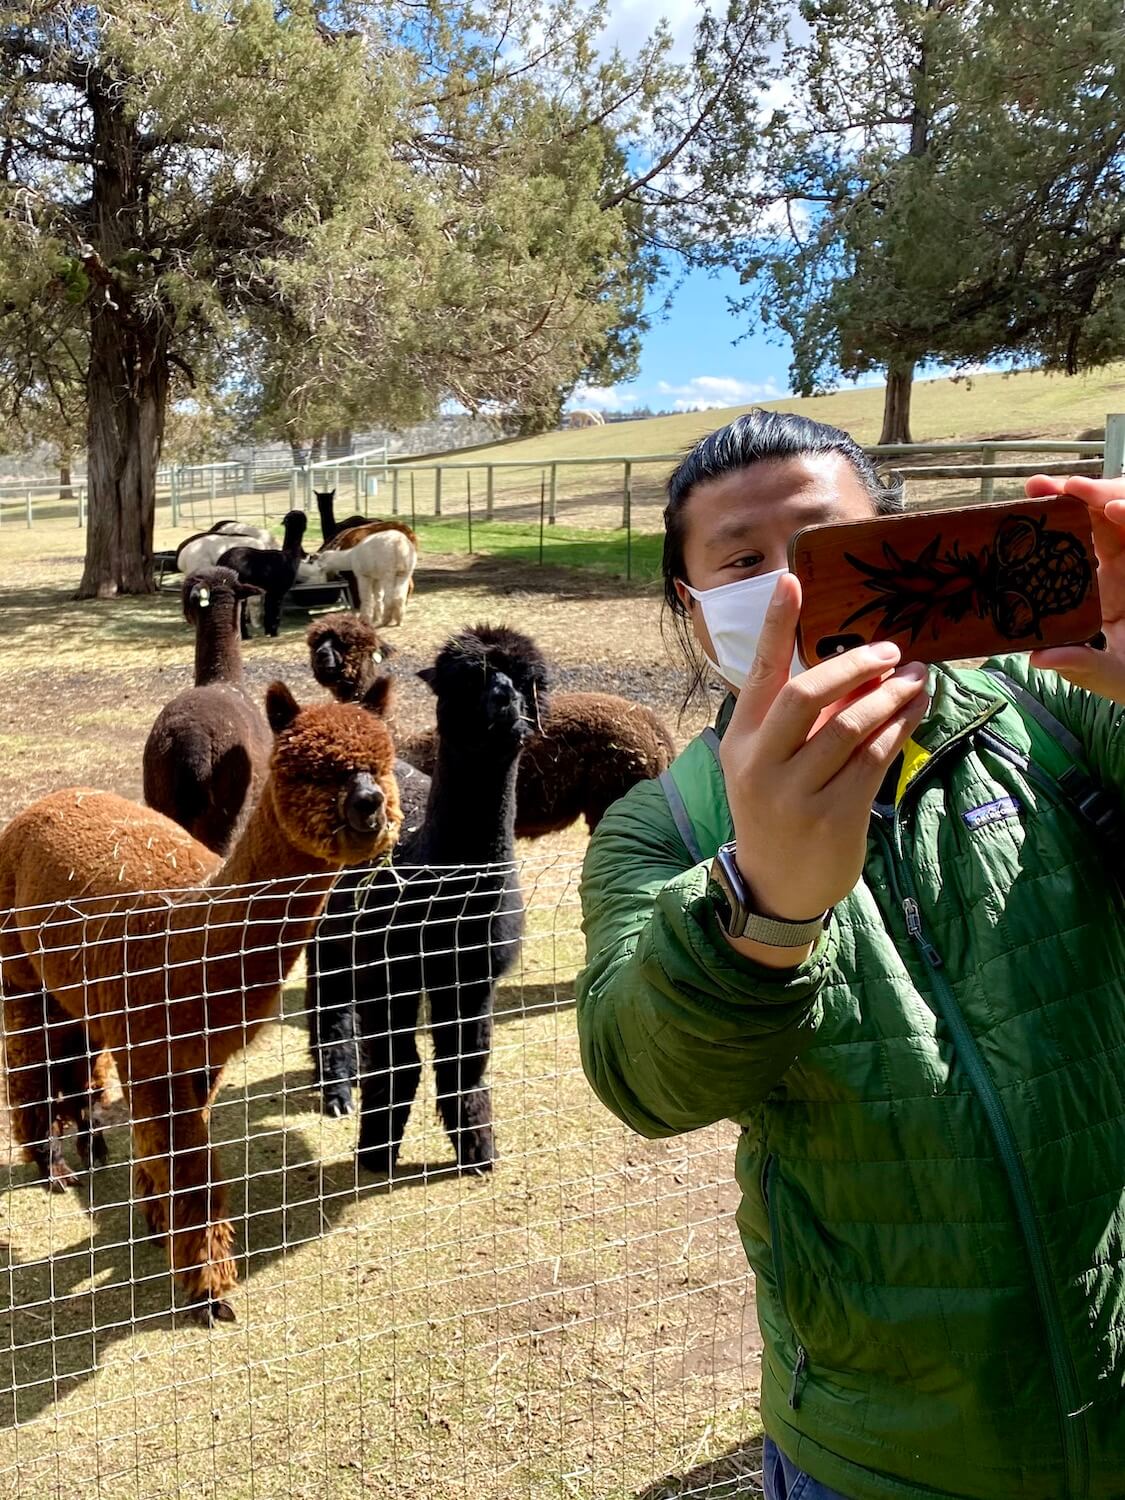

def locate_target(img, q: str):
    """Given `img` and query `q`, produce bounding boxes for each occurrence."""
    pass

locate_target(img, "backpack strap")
[659,770,704,865]
[659,732,735,867]
[977,667,1123,850]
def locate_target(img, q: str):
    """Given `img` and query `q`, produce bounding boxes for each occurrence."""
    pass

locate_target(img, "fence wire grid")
[0,853,760,1500]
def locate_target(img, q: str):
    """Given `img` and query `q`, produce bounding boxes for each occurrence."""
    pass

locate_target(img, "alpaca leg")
[429,983,495,1174]
[306,928,358,1118]
[355,979,423,1176]
[1,985,80,1191]
[131,1075,238,1321]
[355,574,375,624]
[264,590,281,637]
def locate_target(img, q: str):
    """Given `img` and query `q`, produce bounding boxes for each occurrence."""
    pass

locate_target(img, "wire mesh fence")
[0,852,759,1500]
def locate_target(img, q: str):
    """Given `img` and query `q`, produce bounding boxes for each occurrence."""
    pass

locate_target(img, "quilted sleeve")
[575,777,835,1139]
[988,653,1125,794]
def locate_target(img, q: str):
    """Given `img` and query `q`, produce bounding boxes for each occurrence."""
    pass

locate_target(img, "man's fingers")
[728,572,802,735]
[1058,475,1125,510]
[795,663,929,789]
[1025,475,1068,499]
[1029,643,1125,692]
[827,680,931,802]
[754,639,903,760]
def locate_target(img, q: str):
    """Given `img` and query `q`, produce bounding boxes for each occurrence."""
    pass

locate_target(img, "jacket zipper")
[763,1153,809,1409]
[877,816,1089,1499]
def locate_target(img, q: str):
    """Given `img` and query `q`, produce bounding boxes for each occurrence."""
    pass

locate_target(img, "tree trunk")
[77,81,169,598]
[309,435,324,464]
[79,313,169,597]
[58,450,73,502]
[878,362,915,445]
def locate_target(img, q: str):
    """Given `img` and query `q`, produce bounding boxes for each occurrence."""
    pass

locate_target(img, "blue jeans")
[762,1437,851,1499]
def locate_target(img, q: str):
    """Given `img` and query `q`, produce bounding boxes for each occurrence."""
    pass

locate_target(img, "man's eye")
[729,554,763,570]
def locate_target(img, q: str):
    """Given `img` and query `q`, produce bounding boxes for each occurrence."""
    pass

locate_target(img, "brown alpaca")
[315,519,419,554]
[0,683,401,1324]
[399,690,677,838]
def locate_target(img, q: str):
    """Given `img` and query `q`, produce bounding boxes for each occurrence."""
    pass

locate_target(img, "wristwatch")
[708,842,830,947]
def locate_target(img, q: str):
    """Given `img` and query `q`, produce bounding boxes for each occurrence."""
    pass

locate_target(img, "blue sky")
[573,264,793,413]
[567,0,805,414]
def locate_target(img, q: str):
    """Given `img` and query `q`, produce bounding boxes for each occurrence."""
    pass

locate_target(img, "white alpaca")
[210,521,275,546]
[567,409,605,429]
[177,532,276,575]
[310,530,417,627]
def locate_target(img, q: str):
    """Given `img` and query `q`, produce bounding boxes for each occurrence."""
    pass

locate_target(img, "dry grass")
[0,534,753,1500]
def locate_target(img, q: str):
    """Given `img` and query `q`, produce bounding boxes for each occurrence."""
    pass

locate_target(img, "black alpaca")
[218,509,307,637]
[309,626,547,1170]
[315,488,367,544]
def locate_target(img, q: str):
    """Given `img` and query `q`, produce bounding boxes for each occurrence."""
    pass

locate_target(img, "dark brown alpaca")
[143,567,272,854]
[0,685,401,1323]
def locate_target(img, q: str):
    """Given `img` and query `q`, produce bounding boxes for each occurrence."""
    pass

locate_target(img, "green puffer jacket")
[576,657,1125,1500]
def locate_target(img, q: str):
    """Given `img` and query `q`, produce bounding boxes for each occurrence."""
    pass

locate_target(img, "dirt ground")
[0,530,754,1500]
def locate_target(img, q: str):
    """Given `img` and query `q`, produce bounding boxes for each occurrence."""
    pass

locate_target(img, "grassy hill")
[458,363,1125,465]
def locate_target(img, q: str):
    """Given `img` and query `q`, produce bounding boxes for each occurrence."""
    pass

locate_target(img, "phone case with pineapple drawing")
[789,497,1102,668]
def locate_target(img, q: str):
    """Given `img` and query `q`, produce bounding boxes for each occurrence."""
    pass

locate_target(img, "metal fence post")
[548,463,557,525]
[621,460,632,528]
[171,468,180,527]
[486,465,494,520]
[25,488,32,528]
[392,468,400,516]
[979,448,995,504]
[1103,414,1125,477]
[434,466,443,517]
[466,473,473,555]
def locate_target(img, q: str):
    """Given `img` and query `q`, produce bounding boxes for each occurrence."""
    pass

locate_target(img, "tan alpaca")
[0,682,401,1324]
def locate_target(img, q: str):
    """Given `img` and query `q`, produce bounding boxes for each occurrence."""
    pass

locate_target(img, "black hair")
[661,408,903,709]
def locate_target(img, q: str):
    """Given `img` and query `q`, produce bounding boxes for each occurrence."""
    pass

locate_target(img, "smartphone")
[788,496,1102,669]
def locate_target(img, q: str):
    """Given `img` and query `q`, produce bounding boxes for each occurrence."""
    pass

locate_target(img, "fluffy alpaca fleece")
[398,690,676,838]
[176,530,276,575]
[310,625,548,1160]
[307,530,416,628]
[0,685,401,1323]
[143,568,272,855]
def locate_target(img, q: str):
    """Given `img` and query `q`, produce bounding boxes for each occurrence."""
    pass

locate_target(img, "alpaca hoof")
[356,1143,398,1177]
[457,1134,496,1176]
[77,1132,108,1169]
[191,1298,237,1327]
[34,1148,79,1193]
[322,1087,354,1119]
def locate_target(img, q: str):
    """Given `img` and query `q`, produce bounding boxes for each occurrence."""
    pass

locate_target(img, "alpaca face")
[266,690,402,862]
[182,566,261,630]
[307,616,393,700]
[422,626,549,753]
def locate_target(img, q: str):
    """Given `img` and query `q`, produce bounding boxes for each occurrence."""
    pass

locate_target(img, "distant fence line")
[4,428,1124,576]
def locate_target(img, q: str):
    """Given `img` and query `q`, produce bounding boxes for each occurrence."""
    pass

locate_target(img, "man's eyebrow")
[704,516,763,550]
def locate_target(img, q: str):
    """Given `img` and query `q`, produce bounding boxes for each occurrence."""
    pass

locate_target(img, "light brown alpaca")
[0,682,401,1324]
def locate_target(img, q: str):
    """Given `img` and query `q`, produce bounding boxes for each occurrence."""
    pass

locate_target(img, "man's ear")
[265,681,301,734]
[673,579,695,611]
[360,676,395,719]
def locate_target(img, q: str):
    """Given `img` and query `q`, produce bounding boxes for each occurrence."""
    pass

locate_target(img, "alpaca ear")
[417,666,437,691]
[266,681,301,734]
[372,639,396,663]
[361,676,395,719]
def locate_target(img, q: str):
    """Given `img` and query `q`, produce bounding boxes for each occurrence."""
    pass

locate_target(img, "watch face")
[709,848,743,936]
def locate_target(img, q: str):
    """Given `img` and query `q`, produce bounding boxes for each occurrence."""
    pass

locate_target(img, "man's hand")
[718,574,929,967]
[1026,474,1125,702]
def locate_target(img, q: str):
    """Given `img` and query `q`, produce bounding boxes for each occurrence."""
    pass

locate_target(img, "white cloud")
[655,374,782,411]
[568,384,639,412]
[598,0,699,61]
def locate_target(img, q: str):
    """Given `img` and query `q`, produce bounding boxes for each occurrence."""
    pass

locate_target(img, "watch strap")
[710,841,829,947]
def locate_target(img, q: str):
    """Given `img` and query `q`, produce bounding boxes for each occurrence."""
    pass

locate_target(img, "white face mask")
[684,567,803,689]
